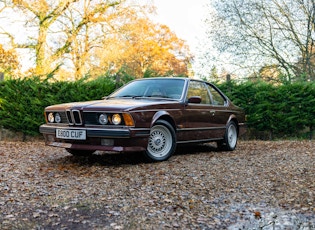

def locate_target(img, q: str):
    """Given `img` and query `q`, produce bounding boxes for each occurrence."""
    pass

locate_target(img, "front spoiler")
[45,141,147,152]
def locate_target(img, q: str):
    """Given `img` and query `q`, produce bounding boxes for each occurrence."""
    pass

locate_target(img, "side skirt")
[177,137,223,144]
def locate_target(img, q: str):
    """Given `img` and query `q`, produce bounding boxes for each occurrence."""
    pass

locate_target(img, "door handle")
[210,110,215,116]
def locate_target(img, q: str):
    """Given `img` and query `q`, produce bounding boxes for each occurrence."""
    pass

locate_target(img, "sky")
[150,0,213,77]
[151,0,208,53]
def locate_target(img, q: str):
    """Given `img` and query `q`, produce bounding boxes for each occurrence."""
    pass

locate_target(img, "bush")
[0,76,116,137]
[0,76,314,139]
[219,81,315,139]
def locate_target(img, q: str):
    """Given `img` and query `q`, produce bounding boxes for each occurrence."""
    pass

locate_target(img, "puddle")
[227,203,315,230]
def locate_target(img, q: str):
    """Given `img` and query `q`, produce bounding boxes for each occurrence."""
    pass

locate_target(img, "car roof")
[136,77,188,80]
[134,77,201,82]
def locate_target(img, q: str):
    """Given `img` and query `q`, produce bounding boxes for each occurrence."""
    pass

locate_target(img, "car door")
[206,83,230,136]
[180,80,221,141]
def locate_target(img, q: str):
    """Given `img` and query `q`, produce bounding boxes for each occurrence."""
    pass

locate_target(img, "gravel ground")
[0,140,314,229]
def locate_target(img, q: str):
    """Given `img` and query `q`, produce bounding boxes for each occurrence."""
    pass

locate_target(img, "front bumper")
[39,124,132,138]
[39,124,150,152]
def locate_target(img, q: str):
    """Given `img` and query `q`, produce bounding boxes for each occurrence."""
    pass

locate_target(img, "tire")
[217,121,238,151]
[144,120,176,162]
[66,149,95,156]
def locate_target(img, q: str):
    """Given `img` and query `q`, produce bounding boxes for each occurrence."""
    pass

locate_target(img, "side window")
[207,84,226,106]
[187,81,210,104]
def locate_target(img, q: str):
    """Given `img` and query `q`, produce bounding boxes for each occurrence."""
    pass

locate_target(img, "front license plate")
[56,129,86,140]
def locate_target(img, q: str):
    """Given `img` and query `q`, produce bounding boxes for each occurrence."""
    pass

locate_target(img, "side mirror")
[187,96,202,104]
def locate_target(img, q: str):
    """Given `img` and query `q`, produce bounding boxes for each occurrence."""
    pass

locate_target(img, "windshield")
[109,79,185,99]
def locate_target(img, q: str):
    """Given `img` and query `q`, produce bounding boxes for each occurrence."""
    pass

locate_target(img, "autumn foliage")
[95,18,191,78]
[0,0,192,80]
[0,44,18,77]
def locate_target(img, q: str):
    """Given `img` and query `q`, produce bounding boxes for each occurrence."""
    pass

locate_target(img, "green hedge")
[0,77,314,139]
[219,81,315,139]
[0,76,116,137]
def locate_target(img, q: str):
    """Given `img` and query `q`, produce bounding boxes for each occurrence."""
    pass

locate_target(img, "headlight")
[47,112,61,123]
[99,113,108,125]
[55,113,61,123]
[48,113,54,123]
[111,114,121,125]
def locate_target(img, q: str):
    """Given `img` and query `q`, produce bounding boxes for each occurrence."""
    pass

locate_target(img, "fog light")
[101,139,114,146]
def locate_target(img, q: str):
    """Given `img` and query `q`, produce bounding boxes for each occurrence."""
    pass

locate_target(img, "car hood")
[45,98,179,112]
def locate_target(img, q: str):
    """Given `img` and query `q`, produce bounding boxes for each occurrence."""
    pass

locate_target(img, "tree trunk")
[35,24,48,77]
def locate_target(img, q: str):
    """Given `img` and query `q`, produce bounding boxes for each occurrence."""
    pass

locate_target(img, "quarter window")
[207,85,226,105]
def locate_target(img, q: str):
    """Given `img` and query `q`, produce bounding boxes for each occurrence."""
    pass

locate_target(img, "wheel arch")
[227,115,240,136]
[145,113,177,162]
[151,111,176,131]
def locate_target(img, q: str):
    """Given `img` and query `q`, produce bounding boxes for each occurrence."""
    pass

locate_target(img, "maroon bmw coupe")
[40,77,246,161]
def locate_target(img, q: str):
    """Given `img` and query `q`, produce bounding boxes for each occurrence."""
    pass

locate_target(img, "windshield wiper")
[105,95,176,100]
[120,95,144,98]
[108,95,146,99]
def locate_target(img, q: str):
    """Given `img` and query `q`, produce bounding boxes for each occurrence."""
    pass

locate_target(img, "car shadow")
[48,143,219,167]
[175,143,218,155]
[57,151,148,166]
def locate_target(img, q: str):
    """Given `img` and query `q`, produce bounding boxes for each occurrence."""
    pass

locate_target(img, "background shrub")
[0,76,314,139]
[0,76,116,138]
[219,81,315,139]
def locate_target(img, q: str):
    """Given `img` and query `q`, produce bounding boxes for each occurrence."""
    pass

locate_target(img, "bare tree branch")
[204,0,315,82]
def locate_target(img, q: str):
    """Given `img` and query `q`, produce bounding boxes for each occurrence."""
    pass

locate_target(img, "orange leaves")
[254,211,261,219]
[96,17,192,78]
[0,44,19,75]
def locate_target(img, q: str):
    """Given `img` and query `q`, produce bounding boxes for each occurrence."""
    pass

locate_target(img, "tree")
[0,0,124,78]
[54,0,134,80]
[0,44,18,78]
[209,65,219,82]
[0,0,192,80]
[91,17,191,78]
[246,64,284,84]
[204,0,315,82]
